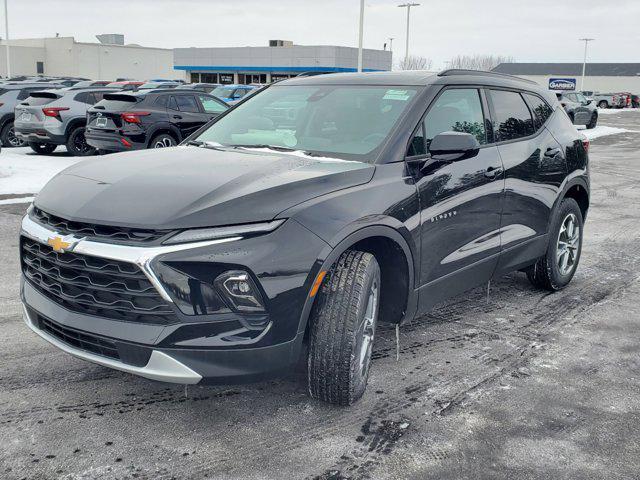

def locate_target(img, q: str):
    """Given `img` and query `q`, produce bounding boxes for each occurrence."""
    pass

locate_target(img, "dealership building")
[174,40,393,84]
[0,35,176,80]
[492,63,640,93]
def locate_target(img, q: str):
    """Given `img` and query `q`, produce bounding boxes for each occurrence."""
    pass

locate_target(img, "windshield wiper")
[229,144,297,152]
[185,140,224,150]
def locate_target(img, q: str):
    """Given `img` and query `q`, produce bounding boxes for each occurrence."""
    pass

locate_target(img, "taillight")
[42,107,69,119]
[582,137,590,153]
[121,111,150,124]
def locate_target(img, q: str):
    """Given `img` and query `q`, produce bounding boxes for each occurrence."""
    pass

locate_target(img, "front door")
[410,87,505,312]
[169,94,209,137]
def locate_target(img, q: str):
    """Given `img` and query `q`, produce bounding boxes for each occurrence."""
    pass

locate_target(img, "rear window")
[94,93,140,111]
[22,91,60,106]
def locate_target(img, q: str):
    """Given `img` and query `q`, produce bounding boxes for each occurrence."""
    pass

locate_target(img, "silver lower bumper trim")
[23,305,202,384]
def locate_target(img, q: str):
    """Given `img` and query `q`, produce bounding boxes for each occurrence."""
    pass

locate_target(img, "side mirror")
[429,132,480,162]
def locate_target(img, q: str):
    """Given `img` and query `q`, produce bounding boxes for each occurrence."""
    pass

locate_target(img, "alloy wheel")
[7,127,24,147]
[556,213,580,276]
[154,137,175,148]
[355,280,378,379]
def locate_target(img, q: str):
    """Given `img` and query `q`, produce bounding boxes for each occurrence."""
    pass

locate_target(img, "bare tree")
[446,54,515,71]
[398,55,433,71]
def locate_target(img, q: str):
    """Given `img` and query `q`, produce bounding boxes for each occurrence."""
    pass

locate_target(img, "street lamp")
[579,38,595,91]
[357,0,365,72]
[3,0,9,78]
[388,37,394,53]
[398,3,419,67]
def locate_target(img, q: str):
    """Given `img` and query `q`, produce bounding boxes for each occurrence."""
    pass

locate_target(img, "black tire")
[526,198,583,291]
[597,100,608,109]
[150,133,177,149]
[1,122,25,147]
[28,142,57,155]
[66,126,96,156]
[308,250,381,406]
[586,112,598,129]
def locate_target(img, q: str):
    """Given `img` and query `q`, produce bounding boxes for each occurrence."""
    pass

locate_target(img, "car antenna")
[396,324,400,361]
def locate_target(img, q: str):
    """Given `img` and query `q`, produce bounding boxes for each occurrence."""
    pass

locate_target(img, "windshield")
[196,85,418,161]
[211,86,238,98]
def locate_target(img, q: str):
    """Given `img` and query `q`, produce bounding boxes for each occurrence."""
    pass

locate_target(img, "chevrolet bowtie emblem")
[47,236,73,253]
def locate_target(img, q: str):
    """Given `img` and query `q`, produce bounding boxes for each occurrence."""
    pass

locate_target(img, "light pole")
[398,3,419,67]
[388,37,394,53]
[579,38,594,91]
[357,0,365,72]
[3,0,10,79]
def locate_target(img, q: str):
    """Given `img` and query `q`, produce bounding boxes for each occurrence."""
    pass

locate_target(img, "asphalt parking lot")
[1,112,640,480]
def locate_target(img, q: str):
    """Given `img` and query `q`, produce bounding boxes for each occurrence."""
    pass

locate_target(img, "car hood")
[34,146,375,229]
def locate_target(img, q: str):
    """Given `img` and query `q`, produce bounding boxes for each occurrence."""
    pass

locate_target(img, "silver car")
[14,87,116,155]
[0,82,62,147]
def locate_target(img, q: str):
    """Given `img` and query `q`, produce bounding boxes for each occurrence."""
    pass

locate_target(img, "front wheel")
[597,100,608,109]
[28,142,57,155]
[586,112,598,129]
[1,122,25,147]
[526,198,583,291]
[308,250,380,406]
[66,126,97,156]
[150,133,177,149]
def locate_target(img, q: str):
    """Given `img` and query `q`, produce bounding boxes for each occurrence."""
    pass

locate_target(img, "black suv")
[85,90,228,152]
[20,70,589,405]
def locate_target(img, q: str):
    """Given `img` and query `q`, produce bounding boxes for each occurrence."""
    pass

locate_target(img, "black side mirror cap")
[429,131,481,162]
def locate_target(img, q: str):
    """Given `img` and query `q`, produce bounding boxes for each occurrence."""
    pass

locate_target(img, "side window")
[424,88,487,147]
[234,89,248,99]
[523,93,553,130]
[92,92,106,104]
[198,95,226,114]
[174,95,200,113]
[74,92,92,104]
[155,95,169,108]
[490,90,535,142]
[407,124,426,157]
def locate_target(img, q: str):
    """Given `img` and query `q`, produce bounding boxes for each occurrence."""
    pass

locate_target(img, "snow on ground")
[0,146,83,196]
[579,125,636,140]
[598,108,640,115]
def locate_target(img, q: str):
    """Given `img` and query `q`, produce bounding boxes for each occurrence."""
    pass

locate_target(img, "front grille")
[31,207,171,244]
[38,314,120,361]
[21,237,177,325]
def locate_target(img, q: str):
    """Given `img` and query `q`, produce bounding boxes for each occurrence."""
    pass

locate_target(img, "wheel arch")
[145,123,181,147]
[562,180,590,221]
[64,117,87,138]
[297,223,418,340]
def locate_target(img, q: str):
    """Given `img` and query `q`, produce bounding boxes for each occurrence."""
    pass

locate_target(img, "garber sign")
[549,78,577,91]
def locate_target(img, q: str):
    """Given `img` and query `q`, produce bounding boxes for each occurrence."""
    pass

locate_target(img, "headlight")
[214,270,266,313]
[163,220,285,245]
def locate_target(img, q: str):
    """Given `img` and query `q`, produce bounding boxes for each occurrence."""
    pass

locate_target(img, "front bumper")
[20,213,323,384]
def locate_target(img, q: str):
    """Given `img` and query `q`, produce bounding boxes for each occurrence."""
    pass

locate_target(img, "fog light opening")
[214,270,266,313]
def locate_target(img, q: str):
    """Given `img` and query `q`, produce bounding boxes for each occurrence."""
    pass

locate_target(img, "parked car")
[631,94,640,108]
[176,83,221,94]
[14,87,117,156]
[590,92,626,109]
[137,81,180,90]
[85,89,228,152]
[22,70,589,405]
[555,91,598,129]
[71,80,112,88]
[0,82,62,147]
[105,81,144,91]
[210,84,257,104]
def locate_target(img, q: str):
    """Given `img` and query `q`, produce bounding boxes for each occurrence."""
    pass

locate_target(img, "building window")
[201,73,218,83]
[219,73,234,84]
[36,61,44,74]
[190,72,200,83]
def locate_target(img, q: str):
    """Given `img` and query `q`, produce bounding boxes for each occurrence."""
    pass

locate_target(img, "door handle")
[545,147,562,157]
[173,115,182,119]
[484,166,503,179]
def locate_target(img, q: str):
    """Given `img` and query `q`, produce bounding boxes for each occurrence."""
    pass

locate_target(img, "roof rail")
[437,69,538,85]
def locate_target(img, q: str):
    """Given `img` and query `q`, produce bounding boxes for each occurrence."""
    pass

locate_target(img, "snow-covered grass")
[0,146,84,195]
[598,108,640,115]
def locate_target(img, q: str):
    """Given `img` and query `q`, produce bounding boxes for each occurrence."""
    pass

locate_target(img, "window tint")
[198,95,226,114]
[523,93,553,130]
[155,95,169,107]
[74,92,92,104]
[424,88,486,146]
[490,90,535,142]
[18,88,42,100]
[173,95,199,113]
[92,92,106,104]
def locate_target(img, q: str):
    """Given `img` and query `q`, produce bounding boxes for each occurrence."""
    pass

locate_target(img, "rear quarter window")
[490,90,535,142]
[523,93,553,130]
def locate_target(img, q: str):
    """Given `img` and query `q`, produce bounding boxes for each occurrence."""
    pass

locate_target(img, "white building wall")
[0,44,45,76]
[517,74,640,93]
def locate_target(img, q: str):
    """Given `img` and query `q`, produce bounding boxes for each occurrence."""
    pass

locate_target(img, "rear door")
[488,89,566,274]
[412,87,505,311]
[169,94,208,136]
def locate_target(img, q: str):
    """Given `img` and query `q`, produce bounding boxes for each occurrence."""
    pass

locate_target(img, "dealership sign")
[548,78,576,91]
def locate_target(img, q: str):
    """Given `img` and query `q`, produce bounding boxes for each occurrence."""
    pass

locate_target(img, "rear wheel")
[586,112,598,129]
[150,133,177,149]
[1,122,25,147]
[307,250,380,406]
[66,126,97,156]
[526,198,583,291]
[597,100,608,109]
[28,142,57,155]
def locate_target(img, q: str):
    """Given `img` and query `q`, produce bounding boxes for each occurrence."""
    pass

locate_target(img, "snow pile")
[597,108,640,115]
[0,147,83,195]
[580,126,635,140]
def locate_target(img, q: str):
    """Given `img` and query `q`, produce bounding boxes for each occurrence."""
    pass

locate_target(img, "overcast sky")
[8,0,640,69]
